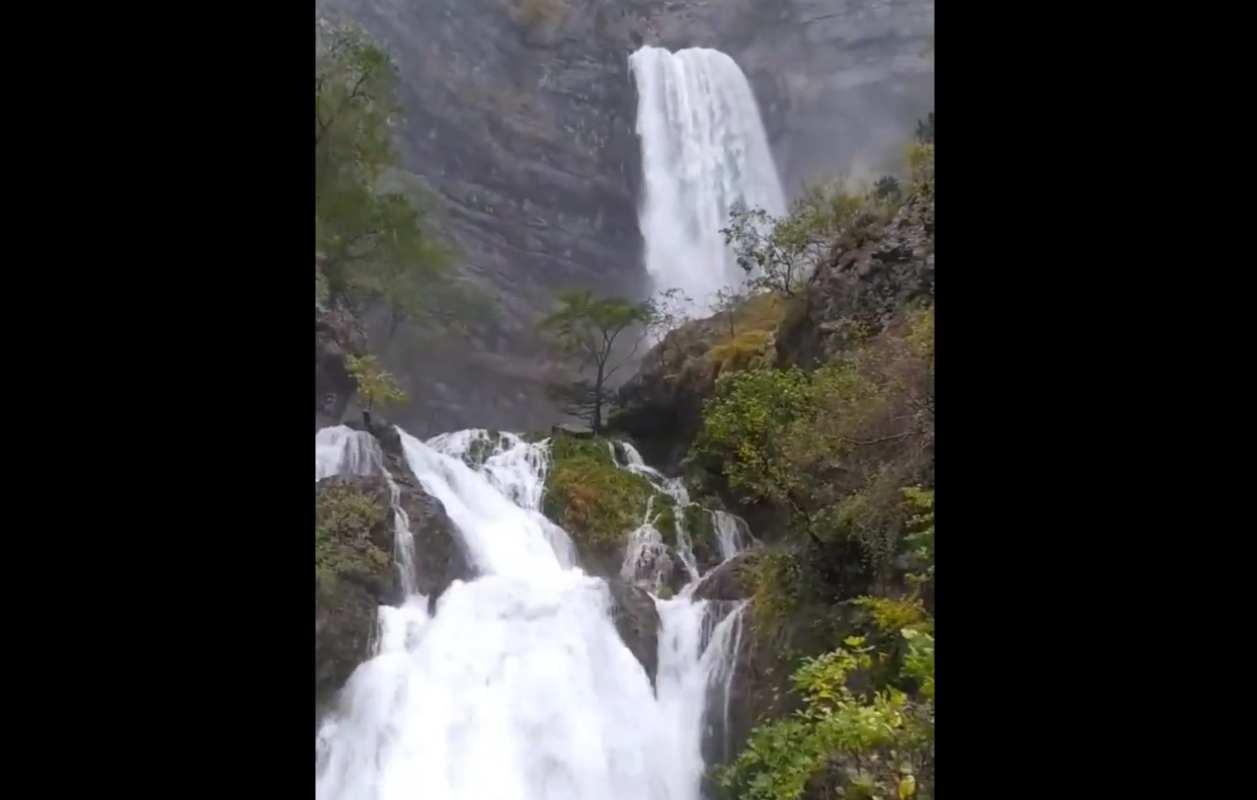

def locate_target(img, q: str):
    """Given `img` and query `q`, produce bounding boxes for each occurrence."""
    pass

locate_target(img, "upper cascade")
[630,46,786,315]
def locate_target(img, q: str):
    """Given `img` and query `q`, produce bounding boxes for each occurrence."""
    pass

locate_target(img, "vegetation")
[540,290,654,434]
[515,0,568,29]
[715,628,934,800]
[315,483,392,596]
[706,292,789,376]
[691,128,934,797]
[714,285,750,338]
[723,181,903,297]
[541,433,662,559]
[315,19,476,337]
[696,304,934,584]
[647,287,695,364]
[345,354,408,413]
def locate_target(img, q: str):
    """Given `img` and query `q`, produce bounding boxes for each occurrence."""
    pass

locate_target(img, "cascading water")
[315,426,756,800]
[630,46,787,314]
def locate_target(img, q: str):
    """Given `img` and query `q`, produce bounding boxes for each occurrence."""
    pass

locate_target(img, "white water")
[315,427,754,800]
[630,46,786,315]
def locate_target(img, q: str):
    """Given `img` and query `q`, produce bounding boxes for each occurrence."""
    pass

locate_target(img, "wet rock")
[315,476,398,707]
[606,577,661,686]
[692,551,761,601]
[315,429,474,708]
[315,295,365,431]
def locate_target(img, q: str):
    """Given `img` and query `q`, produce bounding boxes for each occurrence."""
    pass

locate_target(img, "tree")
[713,285,749,338]
[345,354,407,424]
[723,186,861,296]
[540,290,653,434]
[315,20,470,336]
[646,287,693,364]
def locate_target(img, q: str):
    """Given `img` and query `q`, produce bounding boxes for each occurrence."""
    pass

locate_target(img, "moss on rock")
[315,477,399,710]
[541,432,660,574]
[315,481,394,599]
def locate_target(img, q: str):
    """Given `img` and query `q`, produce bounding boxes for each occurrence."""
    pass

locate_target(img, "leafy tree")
[315,20,470,335]
[539,290,652,434]
[722,205,815,296]
[723,183,894,297]
[345,354,407,421]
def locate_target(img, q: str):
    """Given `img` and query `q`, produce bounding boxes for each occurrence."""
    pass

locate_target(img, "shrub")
[315,483,392,593]
[695,367,813,505]
[714,629,933,800]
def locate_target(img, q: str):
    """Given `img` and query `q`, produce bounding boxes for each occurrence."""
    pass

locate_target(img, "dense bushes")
[695,305,933,586]
[694,129,934,797]
[715,625,934,800]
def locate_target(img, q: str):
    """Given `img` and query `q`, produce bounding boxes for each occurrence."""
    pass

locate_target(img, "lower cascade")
[315,426,751,800]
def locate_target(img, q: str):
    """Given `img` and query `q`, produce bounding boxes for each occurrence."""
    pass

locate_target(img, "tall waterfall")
[630,46,786,314]
[315,427,752,800]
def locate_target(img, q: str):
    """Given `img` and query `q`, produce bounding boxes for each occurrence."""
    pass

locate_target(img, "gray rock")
[605,577,661,686]
[315,429,474,709]
[315,296,366,431]
[692,551,760,601]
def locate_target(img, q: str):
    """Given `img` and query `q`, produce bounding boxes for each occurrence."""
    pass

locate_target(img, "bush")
[696,367,813,505]
[315,483,392,593]
[715,629,934,800]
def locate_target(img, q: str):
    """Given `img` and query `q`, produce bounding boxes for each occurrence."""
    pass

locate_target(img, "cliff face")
[627,0,935,192]
[316,0,933,435]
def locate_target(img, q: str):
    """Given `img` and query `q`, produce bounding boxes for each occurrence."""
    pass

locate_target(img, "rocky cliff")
[315,0,933,435]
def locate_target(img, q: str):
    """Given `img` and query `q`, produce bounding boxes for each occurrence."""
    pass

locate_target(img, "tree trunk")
[591,361,605,436]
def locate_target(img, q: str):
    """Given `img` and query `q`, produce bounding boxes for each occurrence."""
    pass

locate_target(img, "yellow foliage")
[709,329,774,374]
[515,0,566,28]
[707,292,788,374]
[907,142,934,193]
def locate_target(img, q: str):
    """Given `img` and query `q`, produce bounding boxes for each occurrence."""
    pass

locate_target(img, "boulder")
[606,577,661,686]
[315,426,473,708]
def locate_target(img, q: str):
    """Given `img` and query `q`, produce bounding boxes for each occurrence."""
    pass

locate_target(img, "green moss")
[315,484,392,596]
[542,434,661,560]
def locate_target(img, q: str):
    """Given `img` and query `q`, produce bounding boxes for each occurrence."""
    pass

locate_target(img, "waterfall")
[315,427,755,799]
[630,46,786,315]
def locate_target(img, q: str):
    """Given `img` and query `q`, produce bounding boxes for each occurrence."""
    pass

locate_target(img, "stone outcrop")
[315,423,473,710]
[778,190,935,367]
[315,475,398,708]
